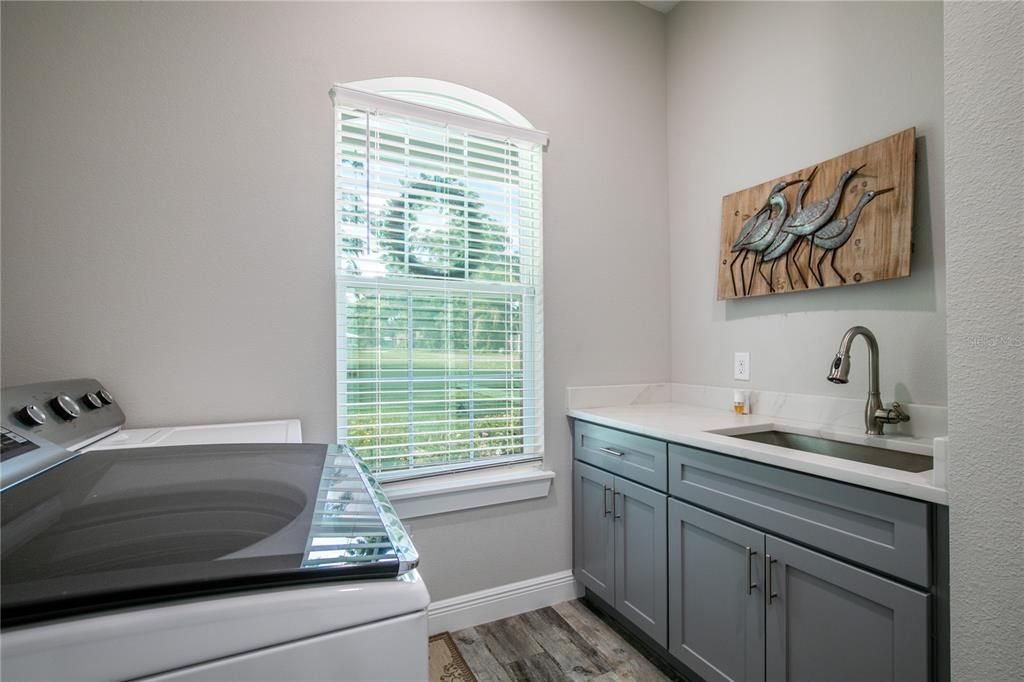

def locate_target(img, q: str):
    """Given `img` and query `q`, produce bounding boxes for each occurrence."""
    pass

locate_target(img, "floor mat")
[429,632,479,682]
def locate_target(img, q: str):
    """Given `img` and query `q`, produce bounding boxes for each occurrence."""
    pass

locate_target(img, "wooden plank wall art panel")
[718,128,915,300]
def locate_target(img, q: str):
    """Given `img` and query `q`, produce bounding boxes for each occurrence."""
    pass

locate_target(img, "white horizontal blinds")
[335,93,543,477]
[336,110,541,286]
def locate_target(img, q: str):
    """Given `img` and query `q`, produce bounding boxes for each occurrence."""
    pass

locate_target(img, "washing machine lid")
[0,444,417,627]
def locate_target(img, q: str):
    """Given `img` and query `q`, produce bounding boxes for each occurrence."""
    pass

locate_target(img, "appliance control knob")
[17,404,48,426]
[97,389,114,405]
[50,394,81,421]
[82,392,104,409]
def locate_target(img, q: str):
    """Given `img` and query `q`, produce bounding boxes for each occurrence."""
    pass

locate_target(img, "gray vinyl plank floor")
[450,600,686,682]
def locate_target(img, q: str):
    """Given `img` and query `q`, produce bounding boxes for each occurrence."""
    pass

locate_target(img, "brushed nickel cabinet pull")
[613,492,622,519]
[599,447,625,457]
[603,485,611,516]
[767,554,778,604]
[746,546,758,595]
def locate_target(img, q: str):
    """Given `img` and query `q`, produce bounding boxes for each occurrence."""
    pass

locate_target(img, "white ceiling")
[636,1,679,14]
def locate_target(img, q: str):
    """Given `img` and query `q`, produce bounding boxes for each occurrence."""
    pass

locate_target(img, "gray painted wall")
[666,2,946,406]
[0,1,671,601]
[945,3,1024,680]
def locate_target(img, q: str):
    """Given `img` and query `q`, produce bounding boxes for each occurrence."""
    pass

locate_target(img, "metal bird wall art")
[729,179,802,296]
[716,127,917,296]
[716,128,916,300]
[761,166,819,291]
[729,179,798,297]
[784,164,865,285]
[726,165,896,295]
[808,187,895,285]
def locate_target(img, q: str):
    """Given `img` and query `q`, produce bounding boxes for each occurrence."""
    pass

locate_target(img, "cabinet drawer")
[669,444,930,587]
[574,421,667,492]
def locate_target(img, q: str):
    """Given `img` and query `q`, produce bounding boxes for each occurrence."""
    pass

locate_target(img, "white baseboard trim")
[428,570,583,635]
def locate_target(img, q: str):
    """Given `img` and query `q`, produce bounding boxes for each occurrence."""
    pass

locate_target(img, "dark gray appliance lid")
[1,443,417,628]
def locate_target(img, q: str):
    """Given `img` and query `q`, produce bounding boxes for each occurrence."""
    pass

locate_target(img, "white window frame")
[332,79,548,491]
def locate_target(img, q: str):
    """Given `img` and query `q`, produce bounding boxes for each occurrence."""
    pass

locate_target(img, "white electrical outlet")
[734,352,750,381]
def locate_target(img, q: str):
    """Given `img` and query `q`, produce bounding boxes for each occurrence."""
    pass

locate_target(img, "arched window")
[330,78,546,479]
[343,77,535,128]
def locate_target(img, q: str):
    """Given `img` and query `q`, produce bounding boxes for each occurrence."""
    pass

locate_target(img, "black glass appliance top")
[1,443,417,627]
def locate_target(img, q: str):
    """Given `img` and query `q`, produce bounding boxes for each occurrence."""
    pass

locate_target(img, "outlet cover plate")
[734,352,750,381]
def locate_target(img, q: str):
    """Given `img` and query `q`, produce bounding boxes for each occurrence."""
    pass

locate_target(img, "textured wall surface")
[944,3,1024,679]
[667,2,946,406]
[0,1,671,601]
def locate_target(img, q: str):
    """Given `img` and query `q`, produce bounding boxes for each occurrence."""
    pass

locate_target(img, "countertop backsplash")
[566,382,947,441]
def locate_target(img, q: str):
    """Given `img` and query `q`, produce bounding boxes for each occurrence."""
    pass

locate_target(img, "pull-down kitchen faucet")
[827,326,910,435]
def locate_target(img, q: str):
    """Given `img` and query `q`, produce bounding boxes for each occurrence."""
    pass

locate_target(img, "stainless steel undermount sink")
[723,429,933,473]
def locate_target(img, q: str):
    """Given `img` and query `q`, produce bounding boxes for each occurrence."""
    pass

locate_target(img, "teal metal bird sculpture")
[729,179,799,297]
[782,164,866,285]
[762,166,819,290]
[811,187,895,285]
[738,182,801,294]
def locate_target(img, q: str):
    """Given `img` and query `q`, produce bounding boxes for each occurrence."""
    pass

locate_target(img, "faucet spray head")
[827,353,851,384]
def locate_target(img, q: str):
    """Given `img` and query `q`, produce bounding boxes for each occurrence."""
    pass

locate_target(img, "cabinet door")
[573,460,615,603]
[765,536,929,682]
[613,476,668,647]
[668,500,765,682]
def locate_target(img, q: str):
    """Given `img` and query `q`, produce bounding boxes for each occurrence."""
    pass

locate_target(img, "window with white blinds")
[332,82,545,480]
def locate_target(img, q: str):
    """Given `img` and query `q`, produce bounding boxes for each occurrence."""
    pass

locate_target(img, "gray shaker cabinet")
[614,475,668,645]
[765,535,929,682]
[668,500,765,682]
[573,420,938,682]
[669,444,930,586]
[669,500,929,682]
[573,460,615,604]
[573,460,668,647]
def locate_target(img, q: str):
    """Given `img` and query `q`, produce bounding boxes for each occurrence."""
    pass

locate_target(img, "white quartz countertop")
[568,401,948,505]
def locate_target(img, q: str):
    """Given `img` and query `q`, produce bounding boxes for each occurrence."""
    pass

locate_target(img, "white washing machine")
[84,417,304,451]
[0,379,429,681]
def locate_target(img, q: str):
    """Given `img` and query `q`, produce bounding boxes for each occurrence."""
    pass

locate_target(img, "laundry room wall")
[666,1,946,406]
[944,2,1024,679]
[0,2,671,600]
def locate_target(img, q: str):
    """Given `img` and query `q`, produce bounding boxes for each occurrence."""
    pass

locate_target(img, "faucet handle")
[875,401,910,425]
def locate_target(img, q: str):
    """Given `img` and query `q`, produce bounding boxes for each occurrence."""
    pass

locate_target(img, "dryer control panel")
[1,379,126,452]
[1,379,127,489]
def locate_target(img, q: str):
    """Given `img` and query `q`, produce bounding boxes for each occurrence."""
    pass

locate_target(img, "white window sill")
[382,463,555,519]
